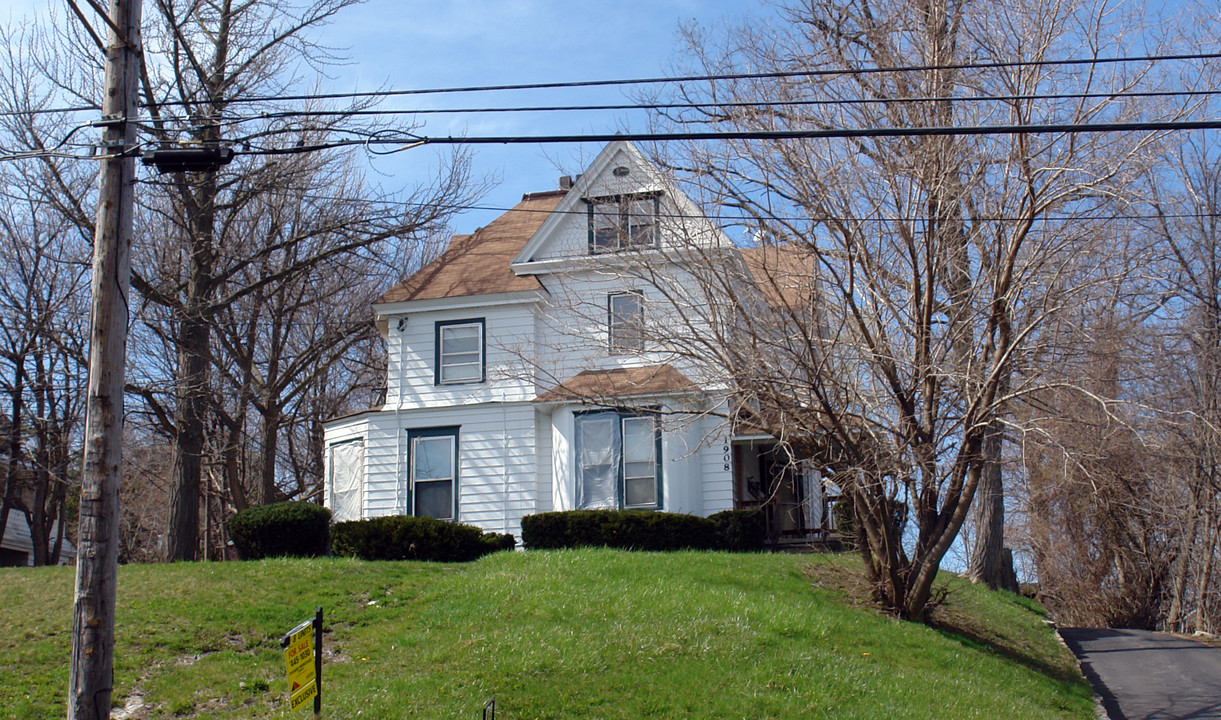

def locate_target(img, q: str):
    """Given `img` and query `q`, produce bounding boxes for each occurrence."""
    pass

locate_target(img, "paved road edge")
[1050,621,1112,720]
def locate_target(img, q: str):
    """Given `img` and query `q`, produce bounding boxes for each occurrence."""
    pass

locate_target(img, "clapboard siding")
[385,302,538,409]
[700,415,735,513]
[324,403,540,536]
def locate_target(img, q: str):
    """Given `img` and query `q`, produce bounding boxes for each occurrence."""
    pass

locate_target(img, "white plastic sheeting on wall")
[329,439,365,521]
[576,412,618,509]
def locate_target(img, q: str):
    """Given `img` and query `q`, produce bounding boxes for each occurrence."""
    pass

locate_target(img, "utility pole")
[69,0,142,717]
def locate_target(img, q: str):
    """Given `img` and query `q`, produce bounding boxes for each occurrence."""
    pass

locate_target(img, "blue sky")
[0,0,768,231]
[322,0,767,229]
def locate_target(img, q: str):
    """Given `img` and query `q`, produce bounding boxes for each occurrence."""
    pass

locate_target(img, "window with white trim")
[588,193,659,253]
[574,410,661,510]
[435,319,484,385]
[409,427,458,520]
[608,291,644,354]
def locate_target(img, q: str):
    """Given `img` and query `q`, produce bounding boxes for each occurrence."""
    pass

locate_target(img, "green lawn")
[0,550,1094,719]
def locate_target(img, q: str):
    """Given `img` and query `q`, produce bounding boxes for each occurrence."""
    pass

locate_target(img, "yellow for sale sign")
[284,624,317,712]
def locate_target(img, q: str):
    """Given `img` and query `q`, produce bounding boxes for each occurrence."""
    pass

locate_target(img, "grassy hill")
[0,550,1093,719]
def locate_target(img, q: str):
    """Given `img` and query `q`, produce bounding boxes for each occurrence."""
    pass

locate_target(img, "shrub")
[709,509,768,551]
[520,510,719,551]
[331,515,510,562]
[227,502,331,560]
[480,531,517,554]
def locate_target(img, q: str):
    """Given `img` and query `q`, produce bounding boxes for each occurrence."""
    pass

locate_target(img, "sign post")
[282,607,323,717]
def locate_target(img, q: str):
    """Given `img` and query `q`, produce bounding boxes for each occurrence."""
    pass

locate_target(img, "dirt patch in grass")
[800,555,892,614]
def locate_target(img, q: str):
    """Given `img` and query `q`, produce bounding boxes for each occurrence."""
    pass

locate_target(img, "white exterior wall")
[383,297,541,409]
[700,414,736,514]
[325,402,539,537]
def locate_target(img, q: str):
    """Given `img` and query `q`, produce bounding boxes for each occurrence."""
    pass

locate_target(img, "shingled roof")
[377,190,566,304]
[738,244,815,310]
[534,364,699,404]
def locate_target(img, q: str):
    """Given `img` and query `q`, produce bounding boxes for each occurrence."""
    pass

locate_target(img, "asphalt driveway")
[1059,628,1221,719]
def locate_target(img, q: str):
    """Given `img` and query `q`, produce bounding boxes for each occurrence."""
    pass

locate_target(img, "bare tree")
[1,3,478,563]
[0,24,93,566]
[1146,134,1221,633]
[645,0,1182,619]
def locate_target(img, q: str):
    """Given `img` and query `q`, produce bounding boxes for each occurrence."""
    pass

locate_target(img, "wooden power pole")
[69,0,142,717]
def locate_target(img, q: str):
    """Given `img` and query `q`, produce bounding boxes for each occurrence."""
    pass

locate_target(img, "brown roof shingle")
[738,244,816,310]
[377,191,565,304]
[534,364,699,403]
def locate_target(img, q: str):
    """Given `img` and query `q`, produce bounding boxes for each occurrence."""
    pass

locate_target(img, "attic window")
[587,193,659,253]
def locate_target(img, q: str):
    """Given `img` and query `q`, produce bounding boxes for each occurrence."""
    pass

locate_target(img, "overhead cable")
[143,50,1221,108]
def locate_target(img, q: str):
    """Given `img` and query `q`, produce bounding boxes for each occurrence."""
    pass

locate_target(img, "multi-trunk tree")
[646,0,1183,619]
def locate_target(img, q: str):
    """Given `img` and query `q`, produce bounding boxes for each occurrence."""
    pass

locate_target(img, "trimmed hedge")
[331,515,514,562]
[709,509,768,551]
[227,501,331,560]
[521,510,720,551]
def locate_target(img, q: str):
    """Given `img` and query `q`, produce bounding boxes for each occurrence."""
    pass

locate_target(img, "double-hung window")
[574,410,661,510]
[587,193,659,253]
[435,319,484,385]
[409,427,458,520]
[608,291,644,354]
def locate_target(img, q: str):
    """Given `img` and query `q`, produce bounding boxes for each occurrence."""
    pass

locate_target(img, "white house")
[323,141,832,544]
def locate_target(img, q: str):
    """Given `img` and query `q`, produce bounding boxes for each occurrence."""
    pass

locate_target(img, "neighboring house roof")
[377,190,566,304]
[1,511,76,564]
[738,244,816,310]
[534,364,700,403]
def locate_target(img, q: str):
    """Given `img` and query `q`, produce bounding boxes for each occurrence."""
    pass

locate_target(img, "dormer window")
[587,193,660,253]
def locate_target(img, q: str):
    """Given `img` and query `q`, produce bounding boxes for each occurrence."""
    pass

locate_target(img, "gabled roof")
[534,364,699,404]
[376,190,565,304]
[510,139,733,269]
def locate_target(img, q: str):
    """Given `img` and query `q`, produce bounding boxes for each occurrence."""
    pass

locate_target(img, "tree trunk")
[1195,509,1217,634]
[1,365,24,545]
[257,403,280,505]
[29,357,49,566]
[165,313,210,561]
[967,420,1017,590]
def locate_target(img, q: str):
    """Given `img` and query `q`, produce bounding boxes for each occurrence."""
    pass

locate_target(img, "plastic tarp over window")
[329,440,364,522]
[576,413,618,509]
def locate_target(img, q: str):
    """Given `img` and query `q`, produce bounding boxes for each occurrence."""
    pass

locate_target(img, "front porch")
[731,438,842,550]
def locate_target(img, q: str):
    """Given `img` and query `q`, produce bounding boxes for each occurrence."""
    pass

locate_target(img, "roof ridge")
[521,189,569,201]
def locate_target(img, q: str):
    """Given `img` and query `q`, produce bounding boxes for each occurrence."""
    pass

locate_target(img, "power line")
[10,113,1221,164]
[4,49,1217,120]
[233,117,1221,157]
[173,186,1219,226]
[144,50,1221,109]
[0,104,100,119]
[177,87,1221,125]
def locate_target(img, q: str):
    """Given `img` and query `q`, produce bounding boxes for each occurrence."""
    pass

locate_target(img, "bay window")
[575,410,661,510]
